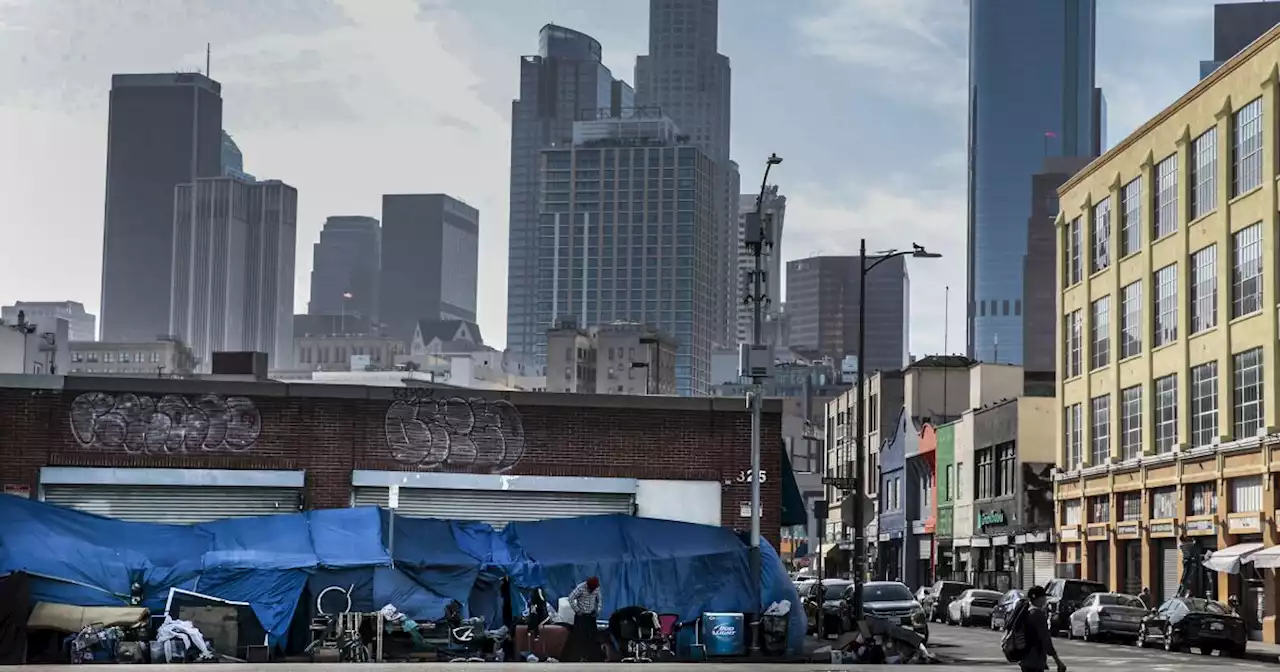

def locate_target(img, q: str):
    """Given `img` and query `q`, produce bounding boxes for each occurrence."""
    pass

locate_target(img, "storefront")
[1149,520,1179,601]
[1016,532,1055,590]
[39,467,305,523]
[1086,523,1110,583]
[1116,521,1142,596]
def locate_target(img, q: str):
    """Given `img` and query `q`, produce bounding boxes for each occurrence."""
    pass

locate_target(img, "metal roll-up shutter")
[917,537,932,560]
[1122,541,1142,596]
[42,484,301,524]
[353,487,634,528]
[1159,540,1180,601]
[1031,549,1055,589]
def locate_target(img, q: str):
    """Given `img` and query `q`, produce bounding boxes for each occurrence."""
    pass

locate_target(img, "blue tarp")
[0,498,804,655]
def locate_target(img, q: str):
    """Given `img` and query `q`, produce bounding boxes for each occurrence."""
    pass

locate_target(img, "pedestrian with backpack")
[1009,586,1065,672]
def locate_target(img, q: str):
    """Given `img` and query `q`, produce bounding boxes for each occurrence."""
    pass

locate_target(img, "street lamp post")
[745,153,783,640]
[850,238,940,623]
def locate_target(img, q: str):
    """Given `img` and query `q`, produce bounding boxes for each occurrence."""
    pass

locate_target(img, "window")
[1120,386,1142,460]
[956,462,964,499]
[1065,216,1082,286]
[1190,245,1217,333]
[1091,197,1111,272]
[1065,403,1083,470]
[976,447,994,499]
[998,443,1015,497]
[1065,309,1082,377]
[1063,499,1082,526]
[1190,361,1219,447]
[945,464,954,501]
[1091,395,1111,465]
[1088,495,1110,523]
[1119,492,1141,521]
[1120,282,1142,358]
[1232,223,1262,318]
[1120,178,1141,256]
[1191,127,1217,219]
[1188,482,1217,516]
[1150,487,1177,519]
[1233,97,1263,196]
[1154,264,1178,346]
[1231,475,1263,513]
[1091,296,1110,369]
[1233,347,1264,439]
[1154,374,1178,453]
[1154,153,1178,238]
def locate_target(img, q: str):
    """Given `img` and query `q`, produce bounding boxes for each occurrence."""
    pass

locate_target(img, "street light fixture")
[849,238,941,624]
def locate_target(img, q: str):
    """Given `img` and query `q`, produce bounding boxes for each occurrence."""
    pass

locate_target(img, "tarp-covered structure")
[0,496,803,654]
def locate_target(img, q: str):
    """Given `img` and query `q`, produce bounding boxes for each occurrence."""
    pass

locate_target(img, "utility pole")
[741,153,782,647]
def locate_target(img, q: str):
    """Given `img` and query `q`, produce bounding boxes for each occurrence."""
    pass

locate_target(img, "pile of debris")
[813,617,940,665]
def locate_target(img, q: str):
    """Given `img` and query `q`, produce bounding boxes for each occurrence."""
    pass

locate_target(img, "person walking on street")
[1022,586,1066,672]
[566,576,603,662]
[1138,586,1154,611]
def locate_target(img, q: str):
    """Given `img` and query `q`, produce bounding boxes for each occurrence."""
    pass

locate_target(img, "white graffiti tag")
[70,392,262,454]
[384,396,526,472]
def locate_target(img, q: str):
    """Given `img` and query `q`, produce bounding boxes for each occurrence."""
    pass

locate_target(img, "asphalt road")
[925,621,1280,670]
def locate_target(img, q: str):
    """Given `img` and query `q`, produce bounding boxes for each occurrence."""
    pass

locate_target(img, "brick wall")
[0,376,782,545]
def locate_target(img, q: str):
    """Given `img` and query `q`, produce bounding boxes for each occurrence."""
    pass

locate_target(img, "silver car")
[1067,592,1148,641]
[947,589,1003,626]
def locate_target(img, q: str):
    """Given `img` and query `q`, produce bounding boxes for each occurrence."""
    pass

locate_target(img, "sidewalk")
[1243,639,1280,664]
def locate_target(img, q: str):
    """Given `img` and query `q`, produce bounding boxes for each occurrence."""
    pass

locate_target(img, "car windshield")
[971,590,1002,600]
[1097,594,1144,608]
[1001,590,1024,605]
[1187,599,1229,614]
[939,582,972,599]
[1064,581,1107,601]
[863,583,913,602]
[823,583,851,600]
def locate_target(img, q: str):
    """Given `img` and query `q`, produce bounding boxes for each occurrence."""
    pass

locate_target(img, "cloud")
[795,0,967,114]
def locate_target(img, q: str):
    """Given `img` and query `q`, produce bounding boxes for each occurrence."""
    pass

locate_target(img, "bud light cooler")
[702,612,745,656]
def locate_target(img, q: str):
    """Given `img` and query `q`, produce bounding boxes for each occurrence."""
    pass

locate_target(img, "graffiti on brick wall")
[69,392,262,454]
[384,395,526,472]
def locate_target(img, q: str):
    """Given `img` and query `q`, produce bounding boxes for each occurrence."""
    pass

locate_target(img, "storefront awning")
[780,448,808,528]
[1246,545,1280,570]
[1202,542,1265,574]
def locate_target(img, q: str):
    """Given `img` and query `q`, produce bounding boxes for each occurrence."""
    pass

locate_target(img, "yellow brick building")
[1054,26,1280,643]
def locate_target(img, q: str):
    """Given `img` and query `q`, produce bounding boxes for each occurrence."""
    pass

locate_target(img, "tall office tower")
[635,0,737,350]
[1200,2,1280,78]
[101,73,223,343]
[967,0,1099,364]
[785,255,908,374]
[507,25,623,358]
[308,216,381,322]
[170,177,297,370]
[537,114,719,396]
[220,130,255,181]
[379,194,479,345]
[735,189,785,345]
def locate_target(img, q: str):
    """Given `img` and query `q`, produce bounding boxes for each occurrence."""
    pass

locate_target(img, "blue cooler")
[702,612,745,656]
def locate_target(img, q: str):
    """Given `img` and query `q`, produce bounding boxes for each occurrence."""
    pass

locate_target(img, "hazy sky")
[0,0,1220,355]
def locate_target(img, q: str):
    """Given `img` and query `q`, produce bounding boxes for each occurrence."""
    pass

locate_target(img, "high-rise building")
[100,73,223,343]
[1,301,96,342]
[308,216,381,322]
[736,189,785,345]
[220,130,255,181]
[967,1,1099,364]
[1201,2,1280,78]
[785,255,908,374]
[535,114,719,395]
[379,194,479,345]
[635,0,738,350]
[507,25,628,358]
[170,177,297,370]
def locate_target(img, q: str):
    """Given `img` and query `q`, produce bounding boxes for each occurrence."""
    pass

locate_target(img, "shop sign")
[1148,521,1176,536]
[2,484,30,499]
[1116,522,1140,538]
[1186,518,1216,536]
[1059,527,1080,541]
[978,510,1006,529]
[1086,524,1108,541]
[1228,514,1261,533]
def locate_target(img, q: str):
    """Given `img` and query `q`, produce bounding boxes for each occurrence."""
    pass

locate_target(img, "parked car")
[926,580,973,623]
[1044,578,1107,634]
[989,589,1024,631]
[1137,597,1247,657]
[803,579,852,636]
[1066,592,1147,641]
[847,581,930,643]
[947,589,1002,626]
[915,586,933,605]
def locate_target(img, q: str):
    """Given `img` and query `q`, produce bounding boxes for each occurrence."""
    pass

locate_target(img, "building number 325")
[735,470,767,483]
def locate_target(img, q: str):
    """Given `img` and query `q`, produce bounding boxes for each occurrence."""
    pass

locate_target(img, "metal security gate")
[1026,549,1055,590]
[353,487,634,528]
[42,484,302,524]
[1159,540,1179,601]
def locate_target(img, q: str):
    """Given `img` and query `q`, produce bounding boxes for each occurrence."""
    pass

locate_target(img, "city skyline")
[0,0,1223,356]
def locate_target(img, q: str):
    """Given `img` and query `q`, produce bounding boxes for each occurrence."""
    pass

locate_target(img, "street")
[923,621,1280,669]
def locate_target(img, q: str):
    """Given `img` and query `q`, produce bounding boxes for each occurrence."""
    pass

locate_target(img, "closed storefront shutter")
[42,484,301,524]
[1030,549,1055,590]
[1159,540,1179,601]
[353,487,634,528]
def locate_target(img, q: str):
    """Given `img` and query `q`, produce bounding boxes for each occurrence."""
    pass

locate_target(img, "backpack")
[1001,599,1030,663]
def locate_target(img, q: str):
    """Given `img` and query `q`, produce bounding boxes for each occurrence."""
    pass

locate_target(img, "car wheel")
[1136,625,1148,648]
[1083,621,1096,642]
[1228,645,1246,659]
[1163,626,1181,652]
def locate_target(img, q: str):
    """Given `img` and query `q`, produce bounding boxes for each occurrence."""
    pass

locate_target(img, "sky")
[0,0,1223,357]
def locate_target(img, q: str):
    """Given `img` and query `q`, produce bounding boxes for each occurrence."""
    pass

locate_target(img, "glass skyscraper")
[967,0,1098,365]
